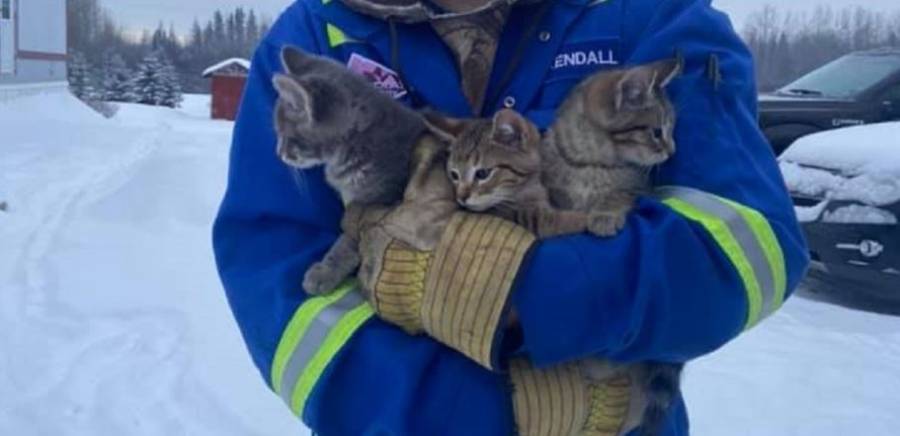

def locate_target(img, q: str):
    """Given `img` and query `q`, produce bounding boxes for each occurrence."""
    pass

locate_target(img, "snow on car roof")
[780,122,900,207]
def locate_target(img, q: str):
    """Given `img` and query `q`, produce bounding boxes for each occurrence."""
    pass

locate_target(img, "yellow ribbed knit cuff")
[370,239,430,334]
[421,213,535,370]
[510,359,633,436]
[510,359,588,436]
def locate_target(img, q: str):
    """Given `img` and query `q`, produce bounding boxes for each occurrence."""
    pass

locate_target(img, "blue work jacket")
[213,0,810,434]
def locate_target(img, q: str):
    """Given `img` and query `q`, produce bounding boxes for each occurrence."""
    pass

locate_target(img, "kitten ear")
[423,110,468,143]
[280,45,313,75]
[650,57,682,89]
[614,58,682,111]
[614,66,657,111]
[273,73,314,125]
[491,109,533,150]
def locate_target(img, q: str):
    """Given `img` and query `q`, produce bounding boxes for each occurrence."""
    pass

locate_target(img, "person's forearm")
[506,0,809,367]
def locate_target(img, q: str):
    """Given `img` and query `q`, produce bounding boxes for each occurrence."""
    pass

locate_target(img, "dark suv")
[759,48,900,155]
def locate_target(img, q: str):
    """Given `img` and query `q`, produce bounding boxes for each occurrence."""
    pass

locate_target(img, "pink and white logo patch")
[347,53,408,99]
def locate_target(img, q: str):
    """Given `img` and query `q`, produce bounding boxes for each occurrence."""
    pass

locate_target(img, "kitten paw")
[588,212,627,237]
[303,262,345,295]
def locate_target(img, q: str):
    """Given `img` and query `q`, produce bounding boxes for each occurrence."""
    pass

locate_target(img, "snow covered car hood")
[779,122,900,223]
[779,122,900,206]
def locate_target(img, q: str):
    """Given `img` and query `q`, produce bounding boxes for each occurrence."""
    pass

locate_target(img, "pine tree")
[68,51,99,101]
[226,13,237,52]
[191,19,204,49]
[133,51,168,106]
[234,7,247,50]
[100,52,137,102]
[246,11,259,51]
[203,21,215,52]
[159,59,183,108]
[213,11,226,46]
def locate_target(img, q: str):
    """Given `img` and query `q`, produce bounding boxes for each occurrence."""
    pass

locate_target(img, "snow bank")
[178,93,213,118]
[0,93,302,435]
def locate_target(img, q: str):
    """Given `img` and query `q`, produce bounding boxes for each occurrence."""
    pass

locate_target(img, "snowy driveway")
[2,93,899,435]
[0,94,303,435]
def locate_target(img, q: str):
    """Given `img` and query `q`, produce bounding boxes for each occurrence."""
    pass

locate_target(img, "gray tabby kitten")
[272,46,426,295]
[427,59,682,436]
[542,59,680,235]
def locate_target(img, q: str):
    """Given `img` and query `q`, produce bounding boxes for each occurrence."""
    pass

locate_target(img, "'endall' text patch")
[547,39,621,82]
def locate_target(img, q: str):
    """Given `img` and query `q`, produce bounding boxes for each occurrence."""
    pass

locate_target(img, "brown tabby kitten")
[272,46,427,295]
[426,108,590,238]
[428,58,682,436]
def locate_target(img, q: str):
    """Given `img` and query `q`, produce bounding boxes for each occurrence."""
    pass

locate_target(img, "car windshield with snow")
[780,122,900,302]
[759,49,900,154]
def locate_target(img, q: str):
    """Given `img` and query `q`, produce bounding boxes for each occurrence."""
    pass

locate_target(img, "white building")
[0,0,67,98]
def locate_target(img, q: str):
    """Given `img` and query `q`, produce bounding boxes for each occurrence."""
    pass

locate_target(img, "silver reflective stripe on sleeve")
[278,289,366,405]
[656,186,786,329]
[271,282,375,416]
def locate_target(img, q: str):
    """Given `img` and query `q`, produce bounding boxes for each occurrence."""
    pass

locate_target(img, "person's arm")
[212,5,513,434]
[511,0,810,367]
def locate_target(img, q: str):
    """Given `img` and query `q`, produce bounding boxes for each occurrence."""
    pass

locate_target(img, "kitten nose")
[457,189,471,206]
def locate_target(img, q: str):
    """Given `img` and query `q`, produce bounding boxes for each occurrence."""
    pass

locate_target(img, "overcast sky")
[107,0,900,37]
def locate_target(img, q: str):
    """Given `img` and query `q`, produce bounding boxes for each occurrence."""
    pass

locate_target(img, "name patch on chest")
[547,39,621,82]
[347,53,408,99]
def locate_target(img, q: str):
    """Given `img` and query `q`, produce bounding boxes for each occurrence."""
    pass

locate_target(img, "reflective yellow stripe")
[721,198,788,313]
[326,23,351,48]
[662,197,764,329]
[289,303,375,415]
[272,283,354,394]
[271,281,374,418]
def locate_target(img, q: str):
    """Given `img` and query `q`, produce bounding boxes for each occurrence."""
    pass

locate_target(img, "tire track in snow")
[0,120,208,435]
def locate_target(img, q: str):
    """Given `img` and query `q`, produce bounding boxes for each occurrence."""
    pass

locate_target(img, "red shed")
[203,58,251,121]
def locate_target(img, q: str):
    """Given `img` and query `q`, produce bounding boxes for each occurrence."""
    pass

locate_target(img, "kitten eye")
[651,128,664,140]
[475,168,494,182]
[449,169,461,182]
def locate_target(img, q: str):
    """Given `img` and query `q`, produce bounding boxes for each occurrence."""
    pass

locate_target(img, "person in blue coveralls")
[213,0,810,434]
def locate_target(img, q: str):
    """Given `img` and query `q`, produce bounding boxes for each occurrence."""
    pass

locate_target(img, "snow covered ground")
[0,93,303,435]
[2,92,899,435]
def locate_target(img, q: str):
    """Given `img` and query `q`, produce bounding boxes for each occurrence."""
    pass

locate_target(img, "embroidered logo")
[347,53,408,99]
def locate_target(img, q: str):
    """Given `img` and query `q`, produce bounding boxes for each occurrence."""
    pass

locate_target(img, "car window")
[779,54,900,99]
